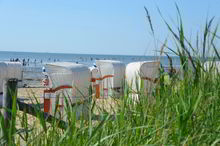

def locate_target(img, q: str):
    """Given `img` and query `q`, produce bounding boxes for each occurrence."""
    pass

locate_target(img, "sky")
[0,0,219,55]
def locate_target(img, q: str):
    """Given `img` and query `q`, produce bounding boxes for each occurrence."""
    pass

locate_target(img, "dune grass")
[0,5,220,145]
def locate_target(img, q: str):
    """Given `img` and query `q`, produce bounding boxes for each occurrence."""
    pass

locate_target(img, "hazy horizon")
[0,50,171,57]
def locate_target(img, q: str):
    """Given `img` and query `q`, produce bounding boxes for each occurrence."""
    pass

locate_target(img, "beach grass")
[1,5,220,145]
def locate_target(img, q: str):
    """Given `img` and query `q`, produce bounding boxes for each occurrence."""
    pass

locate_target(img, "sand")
[18,88,44,101]
[1,86,119,145]
[17,87,120,118]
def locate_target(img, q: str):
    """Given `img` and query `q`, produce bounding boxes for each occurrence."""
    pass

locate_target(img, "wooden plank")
[16,99,68,130]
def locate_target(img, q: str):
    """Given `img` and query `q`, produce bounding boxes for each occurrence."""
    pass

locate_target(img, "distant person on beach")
[15,58,20,62]
[42,66,46,73]
[33,59,37,67]
[27,58,30,66]
[22,59,26,66]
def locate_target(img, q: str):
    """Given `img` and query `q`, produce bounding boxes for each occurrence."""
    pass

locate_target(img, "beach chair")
[43,62,91,121]
[95,60,125,98]
[125,61,160,101]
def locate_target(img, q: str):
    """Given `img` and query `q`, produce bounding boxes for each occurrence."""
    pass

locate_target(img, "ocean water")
[0,51,181,87]
[0,51,180,66]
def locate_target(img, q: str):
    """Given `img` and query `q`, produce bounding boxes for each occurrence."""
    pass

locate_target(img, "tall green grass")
[0,5,220,145]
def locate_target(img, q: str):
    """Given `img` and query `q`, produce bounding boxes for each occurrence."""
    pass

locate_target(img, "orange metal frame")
[44,74,114,113]
[44,85,72,93]
[90,75,114,82]
[44,85,72,113]
[90,75,114,98]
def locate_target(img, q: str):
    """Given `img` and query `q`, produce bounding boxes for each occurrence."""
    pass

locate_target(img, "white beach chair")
[43,62,91,121]
[125,61,160,101]
[95,60,125,98]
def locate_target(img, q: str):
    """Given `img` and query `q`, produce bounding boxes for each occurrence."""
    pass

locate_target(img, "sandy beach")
[17,87,120,115]
[18,88,44,103]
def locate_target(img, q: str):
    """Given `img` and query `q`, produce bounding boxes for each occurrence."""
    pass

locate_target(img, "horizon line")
[0,50,178,57]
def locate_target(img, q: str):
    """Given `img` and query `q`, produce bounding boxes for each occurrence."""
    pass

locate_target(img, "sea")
[0,51,181,87]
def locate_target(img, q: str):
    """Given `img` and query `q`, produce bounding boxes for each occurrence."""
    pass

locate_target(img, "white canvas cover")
[125,61,160,100]
[0,62,22,93]
[95,60,125,97]
[204,61,220,72]
[45,62,90,88]
[89,66,101,79]
[44,62,91,119]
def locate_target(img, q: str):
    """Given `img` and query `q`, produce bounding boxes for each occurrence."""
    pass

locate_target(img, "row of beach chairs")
[41,60,160,119]
[1,60,219,120]
[0,60,160,120]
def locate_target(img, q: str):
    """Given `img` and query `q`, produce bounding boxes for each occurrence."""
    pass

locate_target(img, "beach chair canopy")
[45,62,89,74]
[0,62,22,93]
[45,62,91,89]
[96,60,125,86]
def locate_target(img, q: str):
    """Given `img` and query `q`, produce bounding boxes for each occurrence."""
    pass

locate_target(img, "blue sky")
[0,0,219,55]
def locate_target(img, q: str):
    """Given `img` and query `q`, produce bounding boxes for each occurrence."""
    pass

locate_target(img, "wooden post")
[2,79,18,142]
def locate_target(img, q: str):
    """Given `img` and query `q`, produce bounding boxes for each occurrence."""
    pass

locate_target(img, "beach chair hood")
[0,62,22,93]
